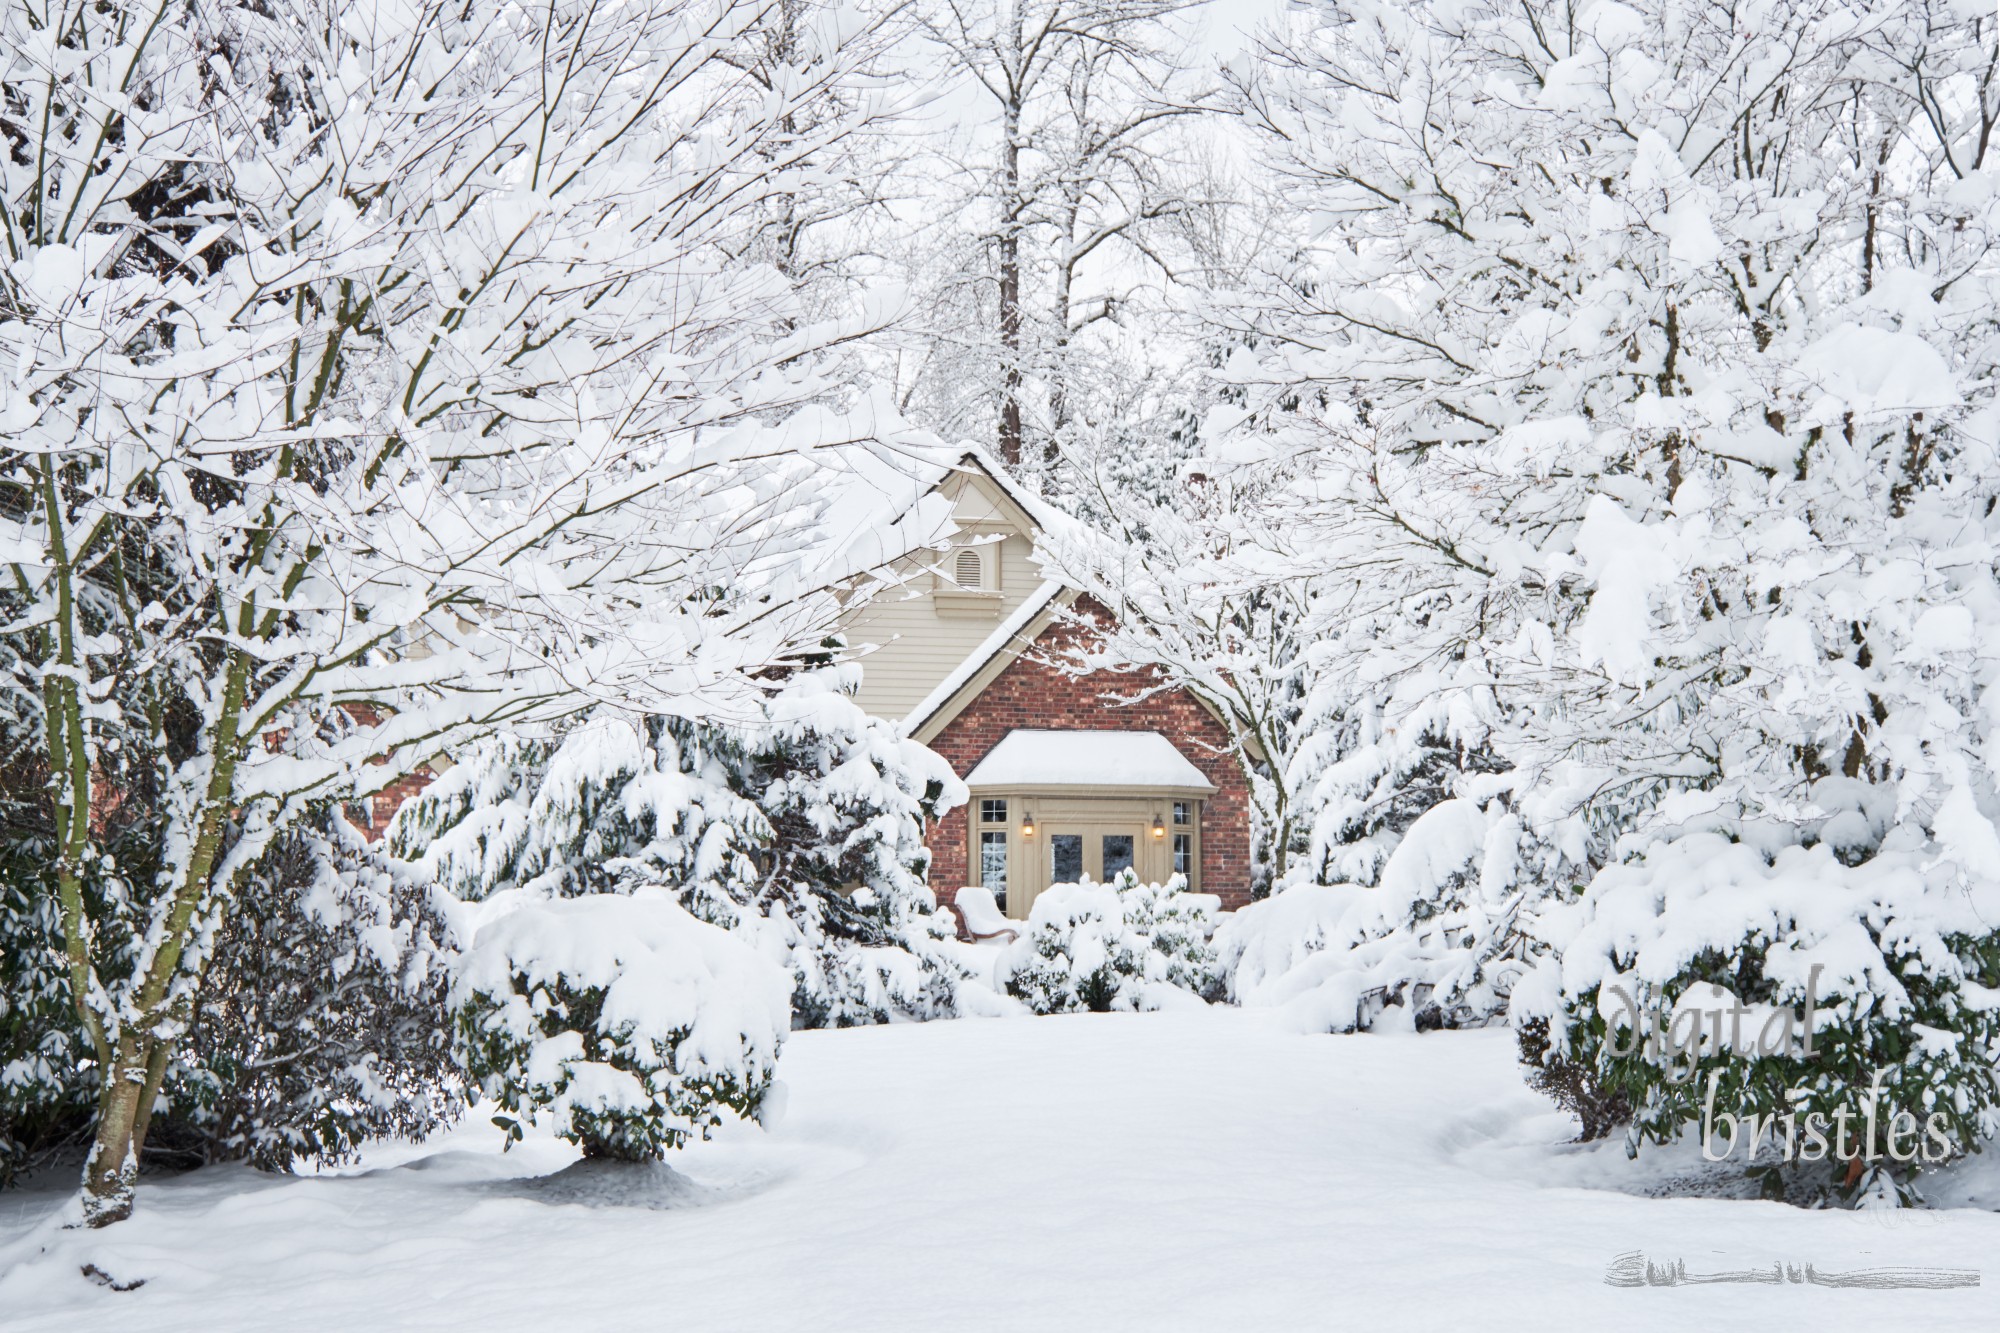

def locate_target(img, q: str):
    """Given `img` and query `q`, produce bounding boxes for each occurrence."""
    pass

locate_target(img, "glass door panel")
[1102,834,1134,879]
[1050,833,1084,884]
[979,831,1009,912]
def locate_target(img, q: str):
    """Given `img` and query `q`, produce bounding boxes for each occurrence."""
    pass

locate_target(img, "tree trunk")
[78,1015,180,1224]
[81,1042,151,1226]
[1048,192,1082,466]
[76,651,249,1225]
[997,9,1025,468]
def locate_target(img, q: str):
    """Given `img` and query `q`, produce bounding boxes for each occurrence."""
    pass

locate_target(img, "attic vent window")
[954,547,984,589]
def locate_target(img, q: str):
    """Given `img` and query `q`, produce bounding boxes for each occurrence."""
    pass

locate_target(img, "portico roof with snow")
[961,729,1217,794]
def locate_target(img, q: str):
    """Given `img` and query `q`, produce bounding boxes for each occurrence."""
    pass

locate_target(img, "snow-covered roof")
[858,439,1082,546]
[797,438,1058,588]
[902,579,1067,733]
[962,729,1217,792]
[939,442,1080,540]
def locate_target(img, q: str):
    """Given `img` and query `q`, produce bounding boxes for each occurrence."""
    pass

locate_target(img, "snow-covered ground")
[6,1010,2000,1330]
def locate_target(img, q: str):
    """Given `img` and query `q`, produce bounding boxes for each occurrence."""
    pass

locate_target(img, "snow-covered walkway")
[5,1010,2000,1330]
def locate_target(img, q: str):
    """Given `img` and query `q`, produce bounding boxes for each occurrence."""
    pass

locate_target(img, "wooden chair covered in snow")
[953,886,1019,944]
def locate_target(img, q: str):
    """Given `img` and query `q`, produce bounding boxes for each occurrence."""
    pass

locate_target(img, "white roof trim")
[943,443,1076,538]
[962,729,1217,792]
[901,579,1066,733]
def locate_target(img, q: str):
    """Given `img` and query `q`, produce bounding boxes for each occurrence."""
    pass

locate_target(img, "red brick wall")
[924,603,1253,910]
[262,703,434,842]
[361,770,434,841]
[331,703,437,842]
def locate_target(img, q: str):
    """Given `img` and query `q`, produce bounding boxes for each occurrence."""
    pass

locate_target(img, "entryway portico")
[961,729,1217,918]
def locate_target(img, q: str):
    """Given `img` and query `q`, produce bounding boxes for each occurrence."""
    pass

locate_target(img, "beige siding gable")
[950,481,1008,525]
[838,463,1046,723]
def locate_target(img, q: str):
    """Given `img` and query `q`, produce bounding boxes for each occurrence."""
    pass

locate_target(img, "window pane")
[1173,833,1192,877]
[1102,834,1134,879]
[1173,801,1190,825]
[980,831,1008,911]
[980,798,1007,824]
[1051,834,1083,884]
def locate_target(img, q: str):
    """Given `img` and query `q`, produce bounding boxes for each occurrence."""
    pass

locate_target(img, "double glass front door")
[970,794,1202,918]
[1046,826,1140,885]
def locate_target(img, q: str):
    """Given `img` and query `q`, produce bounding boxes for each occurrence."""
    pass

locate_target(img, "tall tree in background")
[0,0,946,1225]
[914,0,1214,470]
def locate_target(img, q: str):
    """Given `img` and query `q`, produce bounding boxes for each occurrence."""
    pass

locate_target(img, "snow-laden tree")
[1222,0,2000,865]
[1029,164,1496,895]
[1215,0,2000,1190]
[908,0,1217,469]
[1032,149,1280,528]
[1033,489,1312,893]
[1035,431,1509,902]
[733,0,928,325]
[0,0,948,1224]
[393,667,976,1030]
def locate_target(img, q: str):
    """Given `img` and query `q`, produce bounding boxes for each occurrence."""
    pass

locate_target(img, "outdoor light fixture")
[1151,814,1166,839]
[1021,812,1036,837]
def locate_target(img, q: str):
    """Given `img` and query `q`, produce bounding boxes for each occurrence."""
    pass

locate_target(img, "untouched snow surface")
[6,1011,2000,1330]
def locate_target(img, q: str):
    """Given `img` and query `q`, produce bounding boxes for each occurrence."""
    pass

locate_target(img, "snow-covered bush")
[1517,828,2000,1200]
[0,854,95,1186]
[154,816,461,1172]
[1122,878,1222,999]
[1,803,460,1182]
[1215,799,1541,1032]
[1287,675,1509,892]
[396,669,974,1029]
[999,872,1220,1014]
[457,890,789,1161]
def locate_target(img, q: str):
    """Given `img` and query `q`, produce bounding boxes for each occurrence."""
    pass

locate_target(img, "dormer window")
[954,546,985,590]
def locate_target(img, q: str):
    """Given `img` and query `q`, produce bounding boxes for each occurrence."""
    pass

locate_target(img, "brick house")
[838,447,1254,916]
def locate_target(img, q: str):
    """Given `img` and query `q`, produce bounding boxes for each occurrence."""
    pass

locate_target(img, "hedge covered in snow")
[2,808,460,1183]
[456,890,790,1161]
[393,670,983,1030]
[998,872,1221,1014]
[1213,798,1540,1034]
[1513,828,2000,1203]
